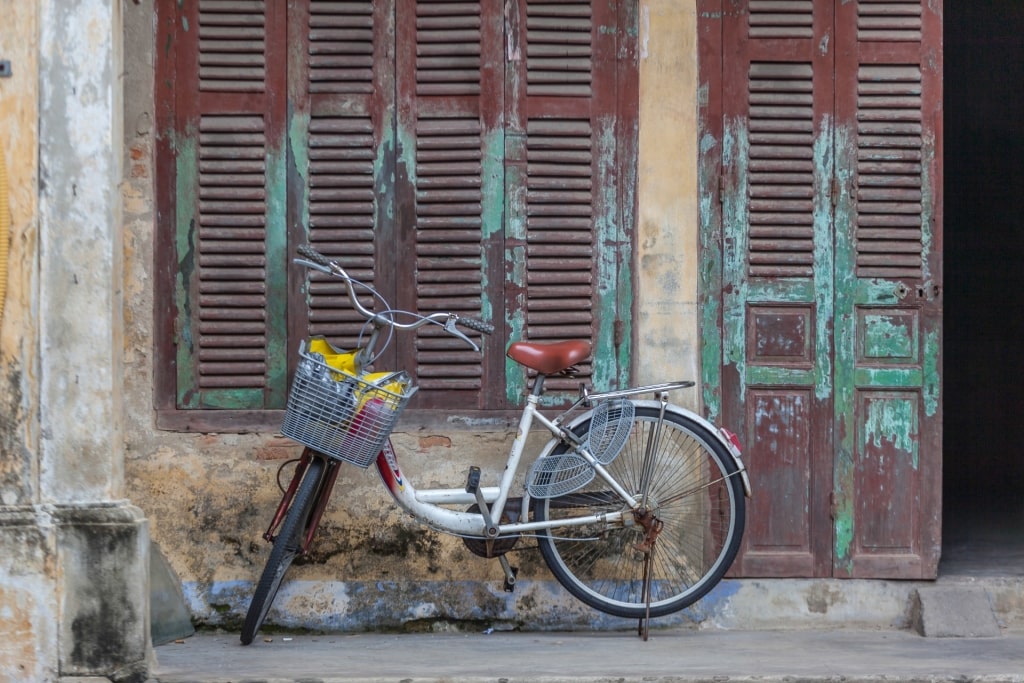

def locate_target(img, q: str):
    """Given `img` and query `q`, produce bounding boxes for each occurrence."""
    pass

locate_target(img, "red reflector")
[719,427,742,454]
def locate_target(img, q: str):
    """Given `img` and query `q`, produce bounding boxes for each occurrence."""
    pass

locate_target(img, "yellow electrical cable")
[0,149,9,322]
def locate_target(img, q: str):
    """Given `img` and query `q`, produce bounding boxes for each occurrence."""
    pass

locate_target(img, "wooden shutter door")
[831,0,942,578]
[504,0,637,400]
[702,0,942,579]
[170,0,289,410]
[393,0,506,409]
[288,0,397,357]
[718,0,836,577]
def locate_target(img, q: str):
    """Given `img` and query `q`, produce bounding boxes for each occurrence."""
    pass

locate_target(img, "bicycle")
[240,245,751,644]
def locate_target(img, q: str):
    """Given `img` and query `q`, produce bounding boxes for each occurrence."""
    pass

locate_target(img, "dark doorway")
[942,2,1024,576]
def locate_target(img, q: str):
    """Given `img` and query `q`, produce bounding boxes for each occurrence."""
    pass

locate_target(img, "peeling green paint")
[854,367,924,386]
[592,117,626,393]
[720,118,747,395]
[832,121,857,574]
[504,138,527,403]
[746,367,817,386]
[288,111,310,224]
[812,116,835,402]
[923,328,940,417]
[919,131,935,283]
[698,124,721,421]
[174,130,197,407]
[862,315,914,360]
[864,398,916,457]
[479,126,504,334]
[503,243,527,403]
[857,279,902,305]
[834,503,854,571]
[264,141,289,408]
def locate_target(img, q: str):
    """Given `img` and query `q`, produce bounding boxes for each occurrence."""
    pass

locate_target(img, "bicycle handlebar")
[455,315,495,336]
[296,245,495,338]
[297,244,332,267]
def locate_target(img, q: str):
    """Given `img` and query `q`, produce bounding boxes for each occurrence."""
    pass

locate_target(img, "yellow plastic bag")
[307,337,357,377]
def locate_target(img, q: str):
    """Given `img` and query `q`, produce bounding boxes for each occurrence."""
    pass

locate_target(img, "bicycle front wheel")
[532,406,745,619]
[241,454,328,645]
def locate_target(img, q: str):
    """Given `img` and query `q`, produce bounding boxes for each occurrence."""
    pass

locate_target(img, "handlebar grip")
[297,244,332,267]
[458,316,494,335]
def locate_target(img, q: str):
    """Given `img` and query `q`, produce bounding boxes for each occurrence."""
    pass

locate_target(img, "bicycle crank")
[461,502,521,558]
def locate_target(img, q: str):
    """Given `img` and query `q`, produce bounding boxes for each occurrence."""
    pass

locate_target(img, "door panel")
[832,0,942,578]
[719,0,836,577]
[701,0,942,579]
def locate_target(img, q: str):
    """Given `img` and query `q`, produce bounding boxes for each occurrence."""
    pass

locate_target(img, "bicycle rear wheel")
[240,454,327,645]
[532,406,745,619]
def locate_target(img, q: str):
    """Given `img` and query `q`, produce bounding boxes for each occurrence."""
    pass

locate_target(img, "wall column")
[0,0,150,681]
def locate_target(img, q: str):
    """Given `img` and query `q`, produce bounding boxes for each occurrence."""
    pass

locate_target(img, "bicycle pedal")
[465,465,481,494]
[499,555,518,592]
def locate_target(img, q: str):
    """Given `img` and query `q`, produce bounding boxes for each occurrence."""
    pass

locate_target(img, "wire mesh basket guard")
[527,452,595,499]
[281,347,416,468]
[584,398,635,465]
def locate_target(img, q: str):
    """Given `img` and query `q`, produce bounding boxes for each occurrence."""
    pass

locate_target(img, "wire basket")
[585,398,635,465]
[527,452,595,499]
[281,346,416,468]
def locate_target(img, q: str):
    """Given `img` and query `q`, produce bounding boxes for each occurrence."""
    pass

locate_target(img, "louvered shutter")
[831,0,942,579]
[392,0,506,409]
[504,0,636,399]
[291,0,396,351]
[158,0,639,423]
[171,0,289,410]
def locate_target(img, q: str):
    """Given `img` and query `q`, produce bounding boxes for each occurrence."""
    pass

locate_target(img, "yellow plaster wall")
[636,0,701,410]
[0,0,40,503]
[0,0,38,345]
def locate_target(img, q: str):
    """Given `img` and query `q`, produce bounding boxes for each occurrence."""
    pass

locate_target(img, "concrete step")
[911,584,1001,637]
[697,575,1024,633]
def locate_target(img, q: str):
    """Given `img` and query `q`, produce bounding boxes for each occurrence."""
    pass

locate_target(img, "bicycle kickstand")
[638,548,653,641]
[634,510,664,641]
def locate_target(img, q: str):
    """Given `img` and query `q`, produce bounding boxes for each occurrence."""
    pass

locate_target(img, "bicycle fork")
[263,449,340,554]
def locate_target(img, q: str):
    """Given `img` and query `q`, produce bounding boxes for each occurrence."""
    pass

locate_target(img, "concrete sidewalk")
[151,627,1024,683]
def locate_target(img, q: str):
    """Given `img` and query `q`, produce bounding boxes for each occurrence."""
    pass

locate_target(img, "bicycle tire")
[532,406,745,619]
[240,455,327,645]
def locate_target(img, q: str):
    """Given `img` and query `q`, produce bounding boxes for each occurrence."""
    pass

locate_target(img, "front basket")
[281,348,416,468]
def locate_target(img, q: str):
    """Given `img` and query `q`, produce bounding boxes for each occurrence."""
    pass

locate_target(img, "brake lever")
[293,257,334,275]
[444,317,480,352]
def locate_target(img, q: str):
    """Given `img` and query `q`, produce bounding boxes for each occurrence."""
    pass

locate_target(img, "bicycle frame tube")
[373,397,632,538]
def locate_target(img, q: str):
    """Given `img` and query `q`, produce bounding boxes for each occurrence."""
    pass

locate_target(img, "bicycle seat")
[506,340,592,375]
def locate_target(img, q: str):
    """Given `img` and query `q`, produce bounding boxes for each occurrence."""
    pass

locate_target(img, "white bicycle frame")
[372,389,747,542]
[293,249,750,543]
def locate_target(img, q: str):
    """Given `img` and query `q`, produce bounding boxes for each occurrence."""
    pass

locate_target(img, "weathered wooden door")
[699,0,943,579]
